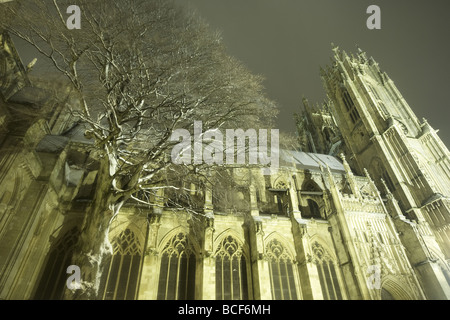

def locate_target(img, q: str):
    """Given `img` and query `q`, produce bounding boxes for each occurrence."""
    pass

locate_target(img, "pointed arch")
[272,177,288,190]
[310,240,343,300]
[99,228,144,300]
[157,225,200,255]
[156,229,197,300]
[108,215,147,249]
[33,226,80,300]
[264,231,296,259]
[267,177,290,217]
[213,230,250,300]
[309,237,339,262]
[264,233,299,300]
[213,228,248,256]
[301,178,322,192]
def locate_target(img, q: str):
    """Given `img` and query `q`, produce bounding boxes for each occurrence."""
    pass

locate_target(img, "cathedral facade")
[0,31,449,300]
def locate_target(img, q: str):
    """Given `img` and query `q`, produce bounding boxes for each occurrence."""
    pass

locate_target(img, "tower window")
[342,90,354,111]
[342,90,360,124]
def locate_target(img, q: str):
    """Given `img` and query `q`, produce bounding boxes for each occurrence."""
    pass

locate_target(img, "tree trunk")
[65,159,119,300]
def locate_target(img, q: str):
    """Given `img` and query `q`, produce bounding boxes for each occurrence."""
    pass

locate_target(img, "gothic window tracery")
[262,180,290,216]
[266,239,298,300]
[342,89,360,124]
[215,235,249,300]
[311,242,343,300]
[157,232,196,300]
[99,228,143,300]
[33,227,80,300]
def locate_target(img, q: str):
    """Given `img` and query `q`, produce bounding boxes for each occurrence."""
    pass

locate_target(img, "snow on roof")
[280,149,345,172]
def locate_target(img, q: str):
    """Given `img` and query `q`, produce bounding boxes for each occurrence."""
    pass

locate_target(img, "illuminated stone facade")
[0,33,449,300]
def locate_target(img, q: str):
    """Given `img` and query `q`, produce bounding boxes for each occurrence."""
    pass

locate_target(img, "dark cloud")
[175,0,450,146]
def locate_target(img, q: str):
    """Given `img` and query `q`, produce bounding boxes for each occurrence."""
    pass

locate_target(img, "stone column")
[138,214,161,299]
[201,213,215,299]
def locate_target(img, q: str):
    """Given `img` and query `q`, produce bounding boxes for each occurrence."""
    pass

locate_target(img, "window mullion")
[113,255,124,300]
[284,259,292,300]
[102,257,114,300]
[238,255,242,300]
[124,255,133,299]
[277,259,283,300]
[230,255,234,300]
[165,254,172,300]
[320,262,329,300]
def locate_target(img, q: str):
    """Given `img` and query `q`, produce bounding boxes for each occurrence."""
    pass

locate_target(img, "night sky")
[174,0,450,147]
[11,0,450,146]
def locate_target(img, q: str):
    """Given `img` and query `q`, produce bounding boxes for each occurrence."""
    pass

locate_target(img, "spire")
[381,178,406,219]
[331,42,342,62]
[355,44,368,63]
[302,96,310,111]
[340,153,352,173]
[380,178,392,196]
[420,118,433,135]
[356,44,363,54]
[364,168,381,199]
[340,153,360,197]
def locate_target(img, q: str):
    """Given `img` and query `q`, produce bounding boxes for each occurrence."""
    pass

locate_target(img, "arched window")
[308,199,321,219]
[342,89,360,124]
[266,239,298,300]
[99,229,144,300]
[302,199,322,219]
[312,242,343,300]
[33,227,80,300]
[215,235,249,300]
[342,90,354,111]
[157,232,196,300]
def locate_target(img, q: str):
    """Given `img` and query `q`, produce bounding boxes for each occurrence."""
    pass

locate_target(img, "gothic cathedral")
[0,31,449,300]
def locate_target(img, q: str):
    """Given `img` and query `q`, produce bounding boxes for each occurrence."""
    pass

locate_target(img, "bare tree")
[1,0,277,298]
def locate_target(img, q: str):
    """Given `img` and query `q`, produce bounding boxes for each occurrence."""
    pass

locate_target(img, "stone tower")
[295,97,343,156]
[320,45,450,299]
[1,27,448,300]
